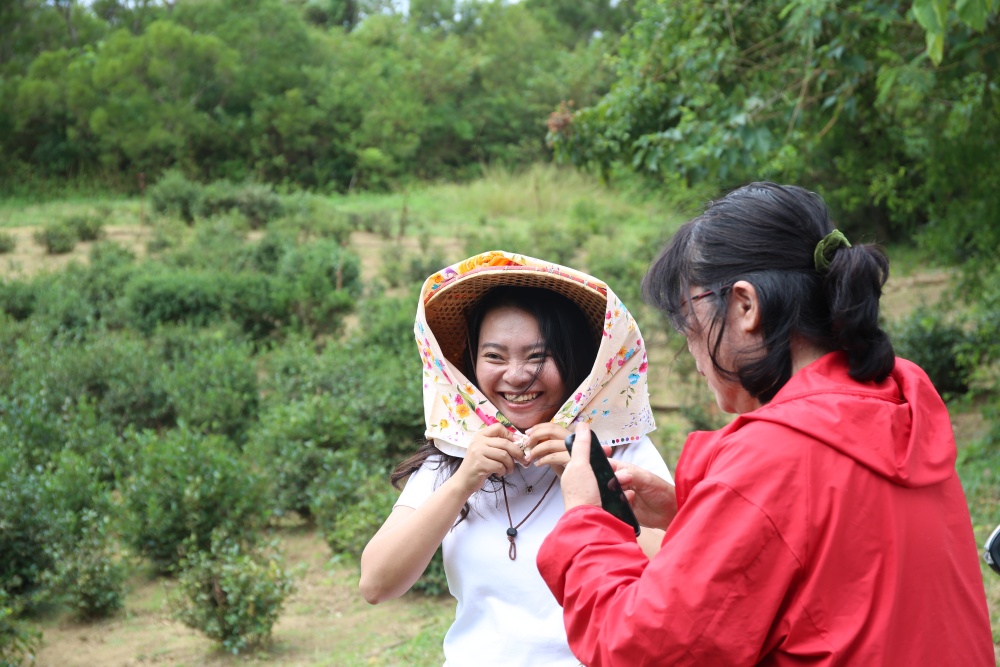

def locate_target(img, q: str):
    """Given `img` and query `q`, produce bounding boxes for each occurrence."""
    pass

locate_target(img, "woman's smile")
[474,305,567,432]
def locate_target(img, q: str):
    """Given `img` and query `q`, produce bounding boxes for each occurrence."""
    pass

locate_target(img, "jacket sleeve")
[537,481,804,667]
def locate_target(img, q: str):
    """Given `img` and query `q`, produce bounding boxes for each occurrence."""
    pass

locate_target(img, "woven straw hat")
[423,256,609,369]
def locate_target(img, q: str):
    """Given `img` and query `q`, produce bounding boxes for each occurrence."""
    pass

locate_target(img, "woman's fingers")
[559,422,601,509]
[523,423,571,467]
[612,463,678,531]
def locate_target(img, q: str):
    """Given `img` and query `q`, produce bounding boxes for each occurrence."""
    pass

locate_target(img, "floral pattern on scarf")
[415,251,655,458]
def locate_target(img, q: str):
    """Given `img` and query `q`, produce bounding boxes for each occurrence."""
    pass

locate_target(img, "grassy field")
[2,167,997,665]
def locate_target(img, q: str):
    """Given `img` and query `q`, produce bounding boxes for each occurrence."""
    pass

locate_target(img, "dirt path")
[35,527,453,667]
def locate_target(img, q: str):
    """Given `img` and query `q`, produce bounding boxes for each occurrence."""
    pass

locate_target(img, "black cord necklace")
[501,471,557,561]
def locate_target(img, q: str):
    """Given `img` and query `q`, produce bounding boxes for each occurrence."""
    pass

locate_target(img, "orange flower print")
[456,404,471,419]
[439,419,449,428]
[456,251,520,274]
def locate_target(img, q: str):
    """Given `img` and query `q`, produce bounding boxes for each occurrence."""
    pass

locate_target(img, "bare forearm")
[359,474,475,603]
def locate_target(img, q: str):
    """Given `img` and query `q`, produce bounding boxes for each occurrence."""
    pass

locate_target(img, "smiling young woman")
[358,250,672,667]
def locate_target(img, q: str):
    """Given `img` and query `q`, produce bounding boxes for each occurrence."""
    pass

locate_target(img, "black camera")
[985,524,1000,576]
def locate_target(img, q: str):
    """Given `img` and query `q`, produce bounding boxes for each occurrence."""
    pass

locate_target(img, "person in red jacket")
[537,182,995,666]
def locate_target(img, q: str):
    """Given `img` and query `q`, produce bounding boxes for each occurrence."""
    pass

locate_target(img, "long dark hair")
[642,182,894,404]
[391,286,600,511]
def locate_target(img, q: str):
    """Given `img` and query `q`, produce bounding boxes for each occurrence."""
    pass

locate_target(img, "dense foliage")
[0,0,625,192]
[0,195,429,652]
[548,0,1000,260]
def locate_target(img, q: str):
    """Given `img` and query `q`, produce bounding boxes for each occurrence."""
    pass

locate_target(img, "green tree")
[548,0,999,249]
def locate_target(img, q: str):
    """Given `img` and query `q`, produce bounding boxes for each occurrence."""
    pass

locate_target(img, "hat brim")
[424,265,608,369]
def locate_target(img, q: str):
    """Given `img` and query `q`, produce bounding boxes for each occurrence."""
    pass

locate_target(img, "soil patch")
[34,527,453,667]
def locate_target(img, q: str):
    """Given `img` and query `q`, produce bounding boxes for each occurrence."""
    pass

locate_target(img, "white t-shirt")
[395,435,672,667]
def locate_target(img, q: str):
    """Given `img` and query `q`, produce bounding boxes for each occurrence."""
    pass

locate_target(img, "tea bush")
[0,280,37,322]
[0,451,55,603]
[68,242,139,327]
[198,181,284,228]
[161,332,259,443]
[43,511,126,621]
[33,221,77,254]
[121,428,268,573]
[125,268,228,333]
[245,396,350,518]
[311,468,395,559]
[126,267,287,339]
[0,232,16,254]
[64,214,105,242]
[168,215,250,270]
[170,531,297,655]
[890,308,973,398]
[4,330,174,436]
[274,241,360,336]
[149,169,202,224]
[0,589,41,667]
[287,198,354,246]
[30,277,95,334]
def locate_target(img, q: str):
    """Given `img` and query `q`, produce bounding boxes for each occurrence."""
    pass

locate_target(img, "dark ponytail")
[823,242,895,383]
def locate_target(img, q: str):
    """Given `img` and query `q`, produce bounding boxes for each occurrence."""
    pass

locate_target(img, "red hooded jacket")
[538,352,994,666]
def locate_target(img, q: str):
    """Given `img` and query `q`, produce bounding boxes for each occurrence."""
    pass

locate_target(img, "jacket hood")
[743,351,956,488]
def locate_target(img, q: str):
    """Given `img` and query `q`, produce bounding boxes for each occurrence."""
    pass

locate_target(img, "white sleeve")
[394,455,453,509]
[610,434,674,483]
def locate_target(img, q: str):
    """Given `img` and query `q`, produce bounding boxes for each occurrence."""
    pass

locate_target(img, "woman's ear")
[729,280,761,334]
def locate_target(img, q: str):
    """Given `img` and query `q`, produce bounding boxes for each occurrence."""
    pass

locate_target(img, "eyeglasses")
[681,284,732,309]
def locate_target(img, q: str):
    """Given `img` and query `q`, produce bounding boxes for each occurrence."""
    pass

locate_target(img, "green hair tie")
[814,229,851,273]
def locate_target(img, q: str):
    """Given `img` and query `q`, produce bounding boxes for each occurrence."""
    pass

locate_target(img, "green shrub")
[278,193,353,244]
[0,589,42,667]
[170,531,297,655]
[0,451,55,603]
[125,268,227,333]
[245,397,347,518]
[221,272,288,340]
[233,183,284,229]
[4,330,174,437]
[311,469,395,559]
[121,429,268,573]
[161,333,259,443]
[246,231,295,275]
[0,281,37,321]
[32,221,77,254]
[43,510,126,621]
[31,278,94,333]
[162,215,249,271]
[64,214,105,242]
[583,232,661,321]
[568,198,607,237]
[274,241,360,336]
[126,265,286,339]
[149,169,202,224]
[197,180,241,220]
[0,232,16,254]
[198,181,284,228]
[890,308,973,397]
[357,210,394,237]
[146,219,186,254]
[379,245,447,289]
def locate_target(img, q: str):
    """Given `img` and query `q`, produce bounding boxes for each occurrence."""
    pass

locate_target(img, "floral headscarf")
[414,250,656,458]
